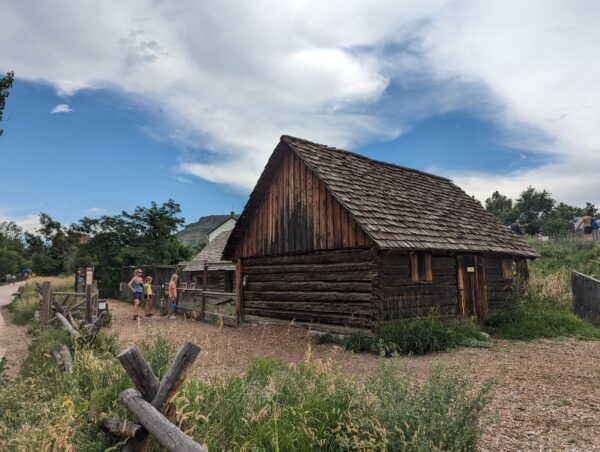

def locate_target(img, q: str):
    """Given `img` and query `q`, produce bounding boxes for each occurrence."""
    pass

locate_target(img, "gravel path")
[107,300,600,450]
[0,281,29,378]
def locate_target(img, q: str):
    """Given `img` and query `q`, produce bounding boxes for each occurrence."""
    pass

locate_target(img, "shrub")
[377,316,486,355]
[318,315,489,355]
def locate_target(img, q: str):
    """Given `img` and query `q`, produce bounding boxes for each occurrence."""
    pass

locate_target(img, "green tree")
[583,202,598,217]
[541,202,579,236]
[0,248,26,276]
[485,191,514,224]
[72,199,191,296]
[0,71,14,137]
[0,221,25,254]
[513,186,555,234]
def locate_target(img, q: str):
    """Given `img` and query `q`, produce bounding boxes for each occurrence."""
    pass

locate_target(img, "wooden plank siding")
[482,254,513,313]
[236,149,373,259]
[572,271,600,324]
[376,252,459,321]
[241,249,375,326]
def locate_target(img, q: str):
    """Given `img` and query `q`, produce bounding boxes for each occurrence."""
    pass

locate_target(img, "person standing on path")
[127,269,144,320]
[143,276,154,317]
[167,274,178,320]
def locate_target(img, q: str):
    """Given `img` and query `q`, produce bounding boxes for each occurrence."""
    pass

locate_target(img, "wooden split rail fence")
[101,341,206,451]
[572,271,600,324]
[37,281,108,346]
[178,262,238,326]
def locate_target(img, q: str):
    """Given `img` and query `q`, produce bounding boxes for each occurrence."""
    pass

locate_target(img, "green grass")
[484,293,600,341]
[531,239,600,280]
[176,358,492,451]
[318,315,491,355]
[6,283,39,325]
[482,239,600,341]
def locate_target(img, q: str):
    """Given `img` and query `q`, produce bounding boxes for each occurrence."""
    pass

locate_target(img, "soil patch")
[0,282,31,378]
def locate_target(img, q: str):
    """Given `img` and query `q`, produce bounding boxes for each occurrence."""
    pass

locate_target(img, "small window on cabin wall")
[411,252,433,282]
[501,257,513,280]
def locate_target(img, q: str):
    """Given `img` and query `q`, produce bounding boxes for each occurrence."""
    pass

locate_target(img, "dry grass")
[30,274,75,289]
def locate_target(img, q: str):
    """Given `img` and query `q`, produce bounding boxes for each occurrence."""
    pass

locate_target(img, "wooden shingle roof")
[224,135,538,259]
[183,230,235,271]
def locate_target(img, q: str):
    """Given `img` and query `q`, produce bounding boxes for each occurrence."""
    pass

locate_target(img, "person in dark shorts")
[127,268,144,320]
[582,215,593,236]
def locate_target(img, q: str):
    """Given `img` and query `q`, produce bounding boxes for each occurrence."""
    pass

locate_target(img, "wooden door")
[456,255,488,322]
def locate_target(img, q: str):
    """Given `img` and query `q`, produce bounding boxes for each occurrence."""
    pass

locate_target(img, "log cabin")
[223,135,538,328]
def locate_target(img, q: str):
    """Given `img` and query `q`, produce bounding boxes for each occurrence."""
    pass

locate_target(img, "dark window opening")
[501,257,513,280]
[411,252,432,282]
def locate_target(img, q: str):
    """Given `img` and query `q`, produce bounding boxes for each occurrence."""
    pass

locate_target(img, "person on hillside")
[510,220,522,236]
[127,268,144,320]
[582,214,593,239]
[144,276,154,318]
[167,274,178,320]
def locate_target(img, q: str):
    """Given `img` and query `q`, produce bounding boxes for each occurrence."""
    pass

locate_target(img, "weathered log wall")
[235,148,373,259]
[375,252,459,321]
[482,254,513,312]
[241,249,375,326]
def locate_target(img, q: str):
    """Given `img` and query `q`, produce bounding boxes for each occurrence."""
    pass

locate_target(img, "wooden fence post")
[85,283,93,323]
[119,341,201,451]
[120,389,206,452]
[41,281,52,329]
[201,263,208,320]
[235,259,244,323]
[92,280,99,319]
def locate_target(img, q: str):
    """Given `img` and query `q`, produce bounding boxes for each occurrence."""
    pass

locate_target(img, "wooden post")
[152,342,200,410]
[55,312,82,340]
[101,418,145,440]
[201,263,208,320]
[124,341,201,451]
[120,389,206,452]
[85,283,92,323]
[92,280,98,319]
[117,346,160,400]
[41,282,52,329]
[235,259,244,323]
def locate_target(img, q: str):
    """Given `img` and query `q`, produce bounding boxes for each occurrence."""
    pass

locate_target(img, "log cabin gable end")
[230,143,374,260]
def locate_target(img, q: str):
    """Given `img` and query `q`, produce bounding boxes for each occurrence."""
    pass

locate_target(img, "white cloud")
[1,0,598,203]
[50,103,73,114]
[83,207,106,215]
[0,213,40,234]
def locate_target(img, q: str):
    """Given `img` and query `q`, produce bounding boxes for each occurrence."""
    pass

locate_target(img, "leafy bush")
[318,315,489,355]
[377,316,487,355]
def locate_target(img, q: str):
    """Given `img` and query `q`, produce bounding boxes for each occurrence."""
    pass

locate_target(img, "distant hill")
[177,214,237,246]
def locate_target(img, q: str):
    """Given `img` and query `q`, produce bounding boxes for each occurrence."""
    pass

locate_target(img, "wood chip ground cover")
[106,300,600,451]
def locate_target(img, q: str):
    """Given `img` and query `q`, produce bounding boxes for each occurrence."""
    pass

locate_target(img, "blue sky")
[0,1,598,230]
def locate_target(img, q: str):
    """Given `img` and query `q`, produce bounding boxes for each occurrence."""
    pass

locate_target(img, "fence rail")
[572,271,600,324]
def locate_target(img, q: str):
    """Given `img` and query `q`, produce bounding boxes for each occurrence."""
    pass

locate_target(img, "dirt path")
[107,300,600,451]
[0,281,30,378]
